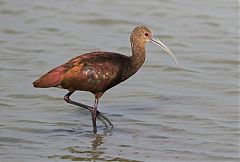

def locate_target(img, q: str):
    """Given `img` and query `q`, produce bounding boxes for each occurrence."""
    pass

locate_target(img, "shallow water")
[0,0,239,161]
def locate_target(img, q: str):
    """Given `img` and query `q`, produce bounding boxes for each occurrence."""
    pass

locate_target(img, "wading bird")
[33,26,178,133]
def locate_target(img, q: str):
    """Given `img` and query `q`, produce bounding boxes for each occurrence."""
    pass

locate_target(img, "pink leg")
[91,98,99,133]
[64,91,113,133]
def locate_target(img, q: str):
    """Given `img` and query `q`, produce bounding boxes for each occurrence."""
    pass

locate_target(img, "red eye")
[144,32,149,36]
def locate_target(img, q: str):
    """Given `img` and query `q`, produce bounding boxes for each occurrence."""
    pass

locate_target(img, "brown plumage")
[33,26,178,133]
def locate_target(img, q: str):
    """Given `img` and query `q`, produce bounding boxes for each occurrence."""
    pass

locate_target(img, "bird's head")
[130,26,178,67]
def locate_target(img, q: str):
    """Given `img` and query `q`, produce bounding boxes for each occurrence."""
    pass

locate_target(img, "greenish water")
[0,0,239,161]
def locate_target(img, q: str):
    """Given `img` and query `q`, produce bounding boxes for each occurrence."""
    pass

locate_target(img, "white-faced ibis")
[33,26,178,133]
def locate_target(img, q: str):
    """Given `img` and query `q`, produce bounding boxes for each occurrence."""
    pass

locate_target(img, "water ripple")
[0,0,238,161]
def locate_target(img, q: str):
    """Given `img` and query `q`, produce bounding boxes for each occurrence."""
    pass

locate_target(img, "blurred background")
[0,0,239,161]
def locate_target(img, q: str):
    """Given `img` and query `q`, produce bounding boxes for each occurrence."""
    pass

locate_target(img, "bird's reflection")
[59,133,106,161]
[57,131,140,162]
[89,134,104,160]
[92,134,104,149]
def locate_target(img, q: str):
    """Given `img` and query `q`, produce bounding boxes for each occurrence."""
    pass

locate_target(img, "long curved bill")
[150,35,179,67]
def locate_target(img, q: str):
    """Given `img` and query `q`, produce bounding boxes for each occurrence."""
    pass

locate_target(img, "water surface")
[0,0,239,161]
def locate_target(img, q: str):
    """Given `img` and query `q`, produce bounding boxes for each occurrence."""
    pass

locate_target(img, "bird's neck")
[122,42,146,81]
[130,43,146,71]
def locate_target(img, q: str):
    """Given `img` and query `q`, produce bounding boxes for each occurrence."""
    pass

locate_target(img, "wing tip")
[33,79,41,88]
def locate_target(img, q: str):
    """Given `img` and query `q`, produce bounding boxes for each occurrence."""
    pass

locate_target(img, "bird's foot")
[96,111,113,129]
[90,109,113,133]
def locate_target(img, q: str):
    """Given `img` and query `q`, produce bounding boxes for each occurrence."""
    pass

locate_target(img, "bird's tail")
[33,67,63,88]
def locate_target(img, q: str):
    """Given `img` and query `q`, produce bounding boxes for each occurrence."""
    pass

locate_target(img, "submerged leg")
[64,91,113,131]
[91,98,98,133]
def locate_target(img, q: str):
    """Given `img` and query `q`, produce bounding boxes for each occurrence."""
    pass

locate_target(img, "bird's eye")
[144,32,149,36]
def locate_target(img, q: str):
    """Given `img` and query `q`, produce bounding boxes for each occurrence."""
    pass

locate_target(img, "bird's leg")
[64,91,93,112]
[64,91,113,130]
[91,98,99,133]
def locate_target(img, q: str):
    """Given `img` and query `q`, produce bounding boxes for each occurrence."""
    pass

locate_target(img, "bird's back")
[33,51,129,93]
